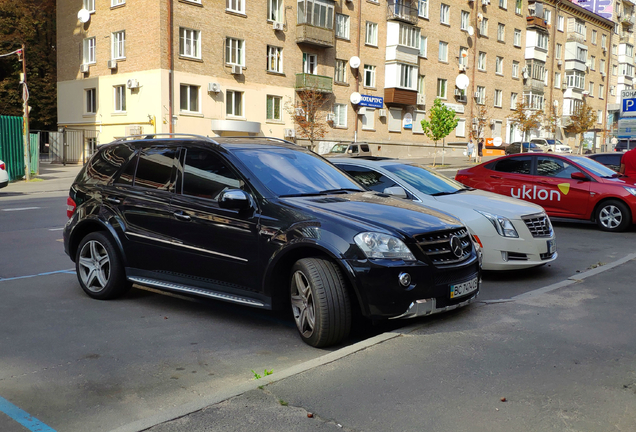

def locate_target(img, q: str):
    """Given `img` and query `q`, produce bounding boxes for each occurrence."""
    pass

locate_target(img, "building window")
[111,31,125,59]
[476,86,485,105]
[589,81,594,96]
[268,0,283,22]
[480,18,488,36]
[599,84,604,99]
[515,0,522,14]
[225,37,244,66]
[419,0,429,18]
[499,0,507,9]
[361,108,375,130]
[85,88,96,114]
[524,92,544,110]
[459,47,468,66]
[510,92,517,109]
[556,43,562,59]
[621,64,634,77]
[399,24,420,49]
[613,64,618,76]
[612,44,618,55]
[399,64,417,89]
[557,15,564,32]
[513,29,521,47]
[461,11,469,30]
[180,84,199,112]
[113,85,126,112]
[600,59,605,72]
[478,52,486,71]
[335,14,350,39]
[494,89,502,107]
[512,61,519,78]
[179,28,201,59]
[297,0,334,29]
[574,19,585,36]
[497,23,505,42]
[335,59,347,83]
[419,35,428,57]
[226,90,243,117]
[456,118,466,137]
[227,0,245,14]
[440,4,450,25]
[333,103,347,127]
[554,72,561,88]
[266,95,282,121]
[365,22,378,46]
[544,9,551,24]
[418,74,426,95]
[438,41,448,62]
[537,32,549,50]
[592,30,597,45]
[627,44,634,57]
[364,65,376,87]
[83,37,96,64]
[589,56,595,70]
[496,56,503,74]
[565,71,585,89]
[602,34,607,49]
[597,110,603,124]
[437,78,447,99]
[84,0,95,12]
[576,47,587,63]
[111,0,125,6]
[303,53,317,74]
[267,46,283,73]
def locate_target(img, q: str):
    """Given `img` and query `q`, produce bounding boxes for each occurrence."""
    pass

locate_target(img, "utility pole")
[20,44,31,181]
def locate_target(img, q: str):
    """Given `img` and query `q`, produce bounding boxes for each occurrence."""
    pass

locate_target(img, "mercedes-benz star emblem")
[449,235,463,258]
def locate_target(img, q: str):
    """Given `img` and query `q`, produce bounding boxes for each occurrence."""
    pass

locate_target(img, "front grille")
[434,266,478,286]
[415,228,472,266]
[540,252,556,260]
[522,213,553,238]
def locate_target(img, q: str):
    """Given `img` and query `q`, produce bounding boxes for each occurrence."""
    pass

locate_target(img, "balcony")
[621,14,635,27]
[526,15,548,30]
[387,1,419,25]
[296,23,334,48]
[567,33,585,44]
[295,73,333,93]
[620,33,633,44]
[524,78,546,93]
[384,87,417,106]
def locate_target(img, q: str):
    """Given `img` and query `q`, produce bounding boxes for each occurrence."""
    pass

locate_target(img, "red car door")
[484,155,536,198]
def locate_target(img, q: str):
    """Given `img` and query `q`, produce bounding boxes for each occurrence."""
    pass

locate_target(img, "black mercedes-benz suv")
[64,135,480,347]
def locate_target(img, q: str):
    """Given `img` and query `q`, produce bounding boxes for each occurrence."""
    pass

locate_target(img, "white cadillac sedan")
[331,158,557,271]
[0,160,8,189]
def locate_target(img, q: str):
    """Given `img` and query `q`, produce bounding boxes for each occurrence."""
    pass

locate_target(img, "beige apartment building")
[57,0,615,156]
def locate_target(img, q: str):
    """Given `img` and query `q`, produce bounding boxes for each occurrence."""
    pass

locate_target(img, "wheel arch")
[591,197,633,224]
[68,217,127,264]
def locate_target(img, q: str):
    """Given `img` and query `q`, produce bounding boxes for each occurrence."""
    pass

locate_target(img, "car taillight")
[0,162,5,170]
[67,197,76,218]
[455,174,469,185]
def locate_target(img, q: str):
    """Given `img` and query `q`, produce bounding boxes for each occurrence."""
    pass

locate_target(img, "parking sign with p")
[621,90,636,117]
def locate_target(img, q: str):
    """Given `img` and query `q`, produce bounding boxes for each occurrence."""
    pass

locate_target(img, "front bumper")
[390,292,478,319]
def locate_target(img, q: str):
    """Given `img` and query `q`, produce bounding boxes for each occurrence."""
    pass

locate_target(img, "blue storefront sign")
[359,95,384,108]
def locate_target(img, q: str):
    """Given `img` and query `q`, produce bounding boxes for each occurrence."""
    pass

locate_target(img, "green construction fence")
[0,115,39,181]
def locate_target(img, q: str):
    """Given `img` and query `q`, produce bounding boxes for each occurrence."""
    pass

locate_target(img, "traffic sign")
[620,90,636,117]
[617,117,636,138]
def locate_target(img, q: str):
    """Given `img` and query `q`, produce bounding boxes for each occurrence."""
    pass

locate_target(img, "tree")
[564,98,596,154]
[285,88,329,151]
[471,99,492,142]
[0,0,57,130]
[509,99,543,147]
[420,98,459,166]
[543,103,560,140]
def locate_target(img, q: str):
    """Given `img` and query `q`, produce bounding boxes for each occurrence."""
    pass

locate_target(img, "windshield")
[329,144,348,154]
[233,148,363,196]
[384,163,468,195]
[568,155,618,178]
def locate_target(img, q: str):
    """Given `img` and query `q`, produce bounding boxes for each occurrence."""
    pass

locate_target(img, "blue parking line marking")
[0,396,56,432]
[0,269,76,282]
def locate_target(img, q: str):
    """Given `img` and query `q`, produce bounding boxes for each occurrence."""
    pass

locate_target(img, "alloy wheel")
[599,205,623,230]
[291,270,315,338]
[78,240,111,293]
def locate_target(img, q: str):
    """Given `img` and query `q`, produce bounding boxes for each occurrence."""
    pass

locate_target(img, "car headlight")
[625,186,636,196]
[354,232,416,261]
[475,210,519,238]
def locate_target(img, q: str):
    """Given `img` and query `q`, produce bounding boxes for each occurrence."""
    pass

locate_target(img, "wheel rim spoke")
[600,206,621,229]
[291,270,315,337]
[79,240,110,292]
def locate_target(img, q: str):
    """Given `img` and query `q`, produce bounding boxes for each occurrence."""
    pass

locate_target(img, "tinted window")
[536,157,580,178]
[360,144,370,152]
[338,164,399,193]
[233,148,362,197]
[134,147,177,191]
[79,144,135,185]
[182,149,244,200]
[568,155,618,178]
[349,145,359,153]
[493,157,532,174]
[384,163,466,195]
[115,152,138,186]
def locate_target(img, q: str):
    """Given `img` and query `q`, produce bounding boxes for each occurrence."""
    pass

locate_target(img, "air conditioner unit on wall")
[231,64,243,75]
[208,82,221,92]
[378,109,387,117]
[126,78,139,89]
[459,64,467,72]
[107,59,117,69]
[273,22,284,31]
[326,113,335,122]
[557,60,562,66]
[80,64,89,73]
[358,107,367,115]
[125,125,143,136]
[417,93,426,105]
[284,128,295,137]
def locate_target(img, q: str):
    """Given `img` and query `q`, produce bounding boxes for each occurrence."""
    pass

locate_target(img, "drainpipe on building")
[604,29,613,151]
[470,2,479,141]
[168,0,174,134]
[548,0,561,140]
[354,0,362,143]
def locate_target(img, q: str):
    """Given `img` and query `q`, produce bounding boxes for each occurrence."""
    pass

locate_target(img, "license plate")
[450,277,478,299]
[547,239,556,254]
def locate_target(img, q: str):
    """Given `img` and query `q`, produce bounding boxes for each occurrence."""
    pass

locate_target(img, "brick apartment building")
[57,0,615,156]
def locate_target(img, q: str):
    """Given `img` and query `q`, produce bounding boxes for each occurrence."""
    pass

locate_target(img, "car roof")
[105,135,304,152]
[329,157,406,167]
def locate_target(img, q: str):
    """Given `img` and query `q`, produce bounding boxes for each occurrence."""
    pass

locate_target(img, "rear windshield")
[77,144,135,185]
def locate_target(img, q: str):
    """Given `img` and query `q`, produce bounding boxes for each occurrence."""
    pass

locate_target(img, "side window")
[337,164,399,192]
[80,143,135,185]
[349,145,359,154]
[493,157,532,174]
[115,152,138,186]
[360,144,370,152]
[182,149,244,200]
[536,156,580,179]
[134,147,178,191]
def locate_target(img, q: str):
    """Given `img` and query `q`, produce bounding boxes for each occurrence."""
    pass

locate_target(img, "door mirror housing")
[219,189,252,210]
[383,186,408,198]
[570,172,589,181]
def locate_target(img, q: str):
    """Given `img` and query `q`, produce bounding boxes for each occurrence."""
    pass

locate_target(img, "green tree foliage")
[509,99,543,143]
[0,0,57,130]
[565,98,596,154]
[420,98,458,165]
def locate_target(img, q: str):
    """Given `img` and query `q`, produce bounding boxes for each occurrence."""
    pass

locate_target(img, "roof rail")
[225,136,299,146]
[114,133,221,145]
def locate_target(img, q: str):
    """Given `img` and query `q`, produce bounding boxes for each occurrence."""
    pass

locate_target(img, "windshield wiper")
[279,188,362,198]
[430,191,457,196]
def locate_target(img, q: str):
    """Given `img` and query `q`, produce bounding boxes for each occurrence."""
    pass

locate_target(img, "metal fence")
[0,115,38,180]
[36,128,99,165]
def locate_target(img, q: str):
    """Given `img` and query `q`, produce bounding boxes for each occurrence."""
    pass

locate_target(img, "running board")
[128,276,266,308]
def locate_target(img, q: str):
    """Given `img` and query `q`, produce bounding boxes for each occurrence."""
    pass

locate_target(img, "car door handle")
[489,175,502,179]
[173,211,191,222]
[105,197,121,204]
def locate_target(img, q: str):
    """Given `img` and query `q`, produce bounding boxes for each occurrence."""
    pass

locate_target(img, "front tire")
[290,258,351,348]
[76,232,131,300]
[595,200,631,232]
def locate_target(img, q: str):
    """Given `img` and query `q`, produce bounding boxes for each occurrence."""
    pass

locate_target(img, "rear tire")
[290,258,351,348]
[75,232,131,300]
[595,200,631,232]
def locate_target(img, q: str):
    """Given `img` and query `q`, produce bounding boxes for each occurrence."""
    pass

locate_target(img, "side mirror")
[570,172,588,181]
[383,186,408,198]
[219,189,252,210]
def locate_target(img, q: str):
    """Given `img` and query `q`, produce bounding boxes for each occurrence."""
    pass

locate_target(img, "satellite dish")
[493,137,503,147]
[467,26,474,36]
[78,8,90,23]
[350,92,362,105]
[456,74,470,90]
[349,56,361,69]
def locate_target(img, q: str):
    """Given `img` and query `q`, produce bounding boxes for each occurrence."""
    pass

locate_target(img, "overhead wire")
[0,49,22,58]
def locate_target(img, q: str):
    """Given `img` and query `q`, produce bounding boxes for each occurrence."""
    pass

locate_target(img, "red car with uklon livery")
[455,153,636,232]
